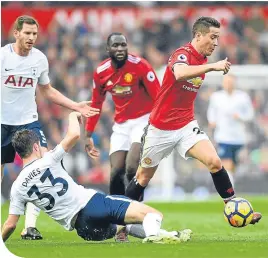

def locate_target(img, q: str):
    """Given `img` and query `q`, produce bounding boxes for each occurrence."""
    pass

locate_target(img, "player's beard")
[111,51,128,68]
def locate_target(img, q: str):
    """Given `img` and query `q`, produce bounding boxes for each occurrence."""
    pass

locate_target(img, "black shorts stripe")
[139,123,150,166]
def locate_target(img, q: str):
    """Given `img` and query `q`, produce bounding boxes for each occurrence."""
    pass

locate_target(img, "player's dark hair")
[11,129,40,158]
[14,15,39,31]
[192,17,220,37]
[107,32,127,46]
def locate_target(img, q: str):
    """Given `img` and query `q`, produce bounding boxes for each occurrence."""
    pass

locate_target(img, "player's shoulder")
[127,54,142,65]
[31,47,47,60]
[172,43,192,56]
[169,43,192,65]
[96,58,112,74]
[1,44,12,55]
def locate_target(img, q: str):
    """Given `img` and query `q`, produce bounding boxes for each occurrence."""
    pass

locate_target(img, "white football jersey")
[9,145,97,230]
[1,43,50,125]
[207,90,254,144]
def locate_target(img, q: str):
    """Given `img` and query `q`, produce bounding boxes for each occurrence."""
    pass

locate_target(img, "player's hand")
[75,101,100,118]
[213,58,231,74]
[85,137,100,159]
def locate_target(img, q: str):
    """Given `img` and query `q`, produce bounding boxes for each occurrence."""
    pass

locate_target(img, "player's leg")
[21,121,48,240]
[228,144,243,184]
[103,194,164,239]
[217,143,236,185]
[125,143,140,184]
[174,121,234,202]
[186,139,236,202]
[126,117,150,185]
[125,142,144,201]
[1,124,15,181]
[123,199,192,243]
[125,124,175,201]
[109,128,130,195]
[110,151,128,195]
[180,121,261,224]
[1,143,16,182]
[186,140,262,224]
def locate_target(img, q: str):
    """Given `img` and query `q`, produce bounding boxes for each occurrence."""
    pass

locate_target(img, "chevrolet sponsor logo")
[112,85,132,94]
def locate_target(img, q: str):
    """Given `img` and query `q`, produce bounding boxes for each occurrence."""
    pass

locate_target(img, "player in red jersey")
[85,33,160,197]
[125,17,261,225]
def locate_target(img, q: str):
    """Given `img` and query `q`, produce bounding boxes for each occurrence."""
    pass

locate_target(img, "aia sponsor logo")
[4,75,34,88]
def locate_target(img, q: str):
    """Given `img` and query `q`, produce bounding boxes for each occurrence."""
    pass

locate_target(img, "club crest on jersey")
[143,157,152,165]
[187,77,203,88]
[124,73,133,83]
[147,71,155,82]
[31,67,38,77]
[177,54,187,62]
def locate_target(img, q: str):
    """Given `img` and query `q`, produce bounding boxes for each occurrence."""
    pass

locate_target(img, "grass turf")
[1,196,268,258]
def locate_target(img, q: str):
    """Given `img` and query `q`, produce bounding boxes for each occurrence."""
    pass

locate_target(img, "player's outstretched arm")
[2,215,20,242]
[38,84,100,117]
[60,112,83,153]
[173,58,231,81]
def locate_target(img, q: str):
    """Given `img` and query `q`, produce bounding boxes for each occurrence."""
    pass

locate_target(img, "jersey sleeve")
[38,56,50,86]
[139,59,160,100]
[9,186,26,215]
[168,49,191,71]
[85,71,106,132]
[47,144,68,163]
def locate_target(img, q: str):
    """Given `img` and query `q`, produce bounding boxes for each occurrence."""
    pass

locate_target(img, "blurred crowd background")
[2,1,268,200]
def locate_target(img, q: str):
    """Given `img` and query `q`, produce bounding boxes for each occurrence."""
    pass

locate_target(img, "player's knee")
[152,210,163,220]
[138,202,163,220]
[207,156,222,172]
[110,167,125,181]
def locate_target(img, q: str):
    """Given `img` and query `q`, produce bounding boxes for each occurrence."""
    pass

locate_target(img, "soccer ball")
[224,197,253,227]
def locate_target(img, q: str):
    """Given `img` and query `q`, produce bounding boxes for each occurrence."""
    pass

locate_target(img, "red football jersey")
[85,54,160,132]
[150,43,208,130]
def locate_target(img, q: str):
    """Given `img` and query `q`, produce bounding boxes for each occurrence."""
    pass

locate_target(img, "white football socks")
[25,202,41,228]
[142,213,162,237]
[126,225,176,239]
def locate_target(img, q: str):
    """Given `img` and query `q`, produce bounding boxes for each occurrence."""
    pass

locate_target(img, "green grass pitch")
[1,196,268,258]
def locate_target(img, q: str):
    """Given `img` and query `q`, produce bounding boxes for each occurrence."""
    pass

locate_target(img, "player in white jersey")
[1,15,99,240]
[2,112,193,244]
[207,74,254,184]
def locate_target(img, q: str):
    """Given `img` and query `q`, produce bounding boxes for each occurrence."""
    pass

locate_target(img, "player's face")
[14,23,38,51]
[107,35,128,64]
[198,27,220,56]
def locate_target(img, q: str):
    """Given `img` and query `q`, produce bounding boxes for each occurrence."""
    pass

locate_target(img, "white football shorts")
[140,120,209,168]
[109,113,150,155]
